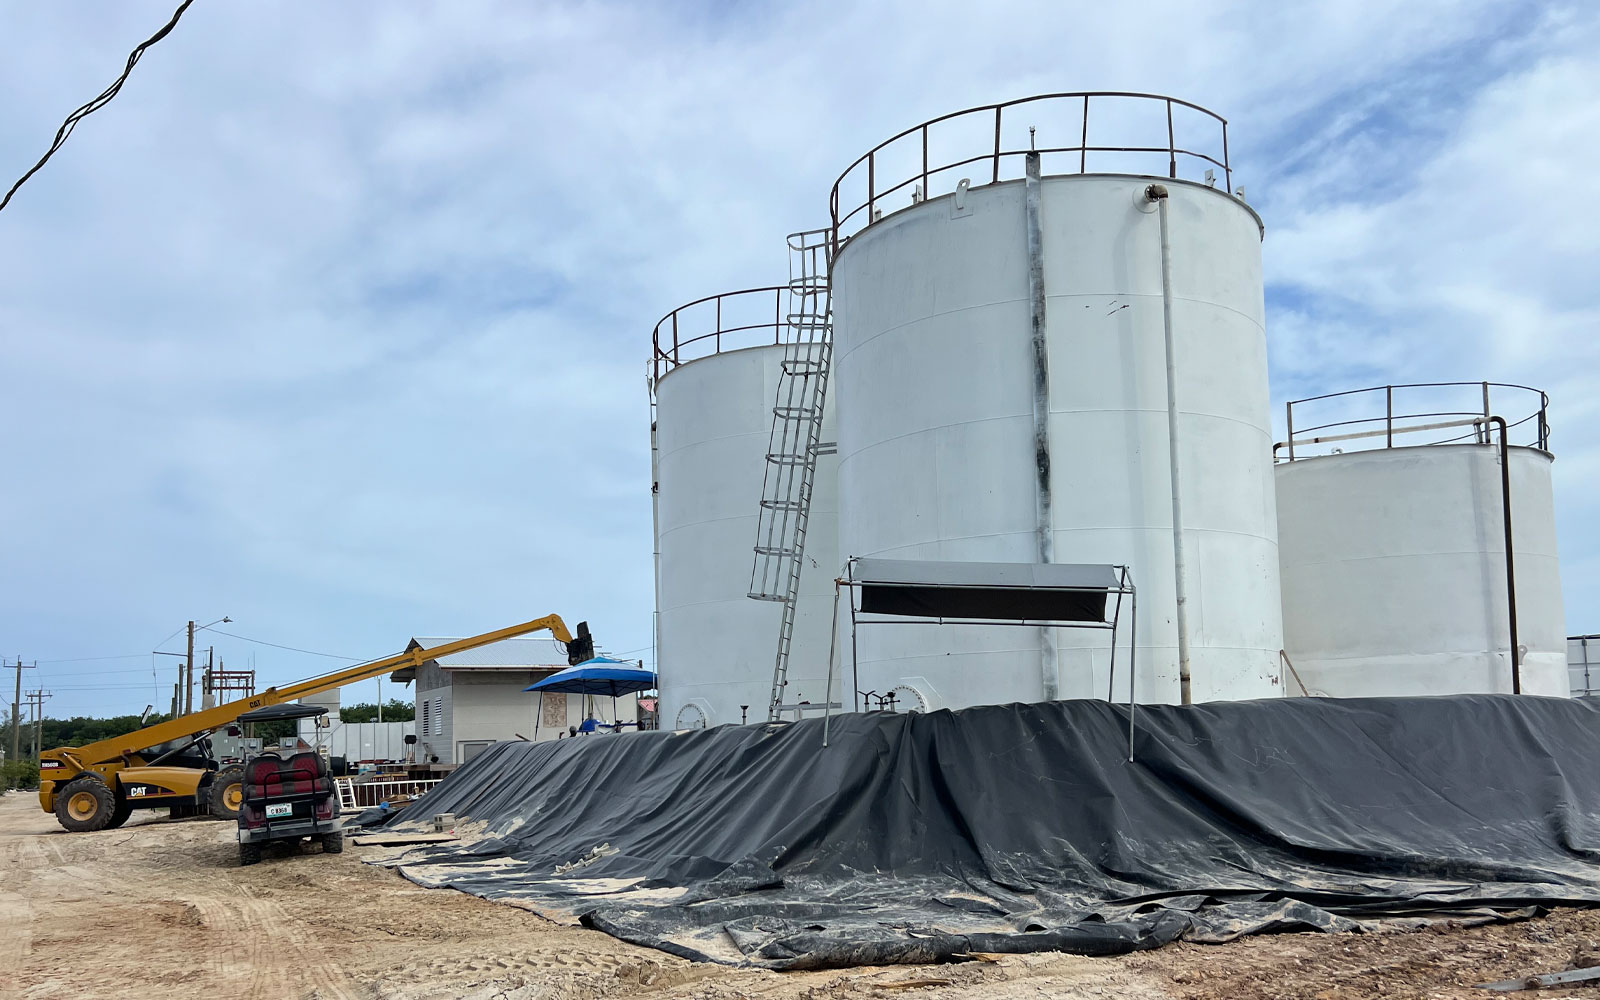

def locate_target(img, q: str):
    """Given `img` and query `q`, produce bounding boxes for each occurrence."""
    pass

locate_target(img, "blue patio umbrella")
[525,657,657,738]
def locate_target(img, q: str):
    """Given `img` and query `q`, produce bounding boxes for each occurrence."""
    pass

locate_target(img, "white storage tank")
[1276,383,1567,697]
[652,288,839,729]
[830,93,1283,708]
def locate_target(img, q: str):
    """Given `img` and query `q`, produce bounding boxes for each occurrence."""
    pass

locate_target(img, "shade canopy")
[524,657,656,697]
[853,558,1127,623]
[236,702,330,724]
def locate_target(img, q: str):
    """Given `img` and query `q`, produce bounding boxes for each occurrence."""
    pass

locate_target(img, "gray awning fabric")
[852,559,1125,623]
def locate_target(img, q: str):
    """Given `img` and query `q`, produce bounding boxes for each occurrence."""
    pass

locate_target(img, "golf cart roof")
[236,703,330,724]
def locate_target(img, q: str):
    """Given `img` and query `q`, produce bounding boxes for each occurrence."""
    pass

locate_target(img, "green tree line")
[339,699,414,723]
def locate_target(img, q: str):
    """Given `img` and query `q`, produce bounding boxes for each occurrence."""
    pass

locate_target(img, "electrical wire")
[195,627,360,661]
[0,0,197,214]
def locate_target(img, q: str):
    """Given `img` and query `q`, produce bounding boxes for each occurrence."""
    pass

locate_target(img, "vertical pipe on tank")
[1488,415,1522,694]
[649,371,662,710]
[1147,184,1193,704]
[1024,151,1058,702]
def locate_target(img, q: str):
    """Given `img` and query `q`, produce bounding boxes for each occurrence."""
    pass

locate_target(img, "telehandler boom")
[39,614,594,832]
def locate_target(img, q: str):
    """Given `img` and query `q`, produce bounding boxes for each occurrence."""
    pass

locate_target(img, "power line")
[196,627,360,661]
[35,654,148,665]
[0,0,197,214]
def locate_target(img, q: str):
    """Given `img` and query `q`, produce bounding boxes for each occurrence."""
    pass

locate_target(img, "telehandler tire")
[54,777,116,833]
[209,767,244,820]
[105,795,134,830]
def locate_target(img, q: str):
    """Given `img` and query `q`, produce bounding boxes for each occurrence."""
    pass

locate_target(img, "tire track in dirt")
[184,890,366,999]
[0,890,32,1000]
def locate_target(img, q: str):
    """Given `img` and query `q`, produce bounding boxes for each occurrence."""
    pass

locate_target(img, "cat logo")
[126,785,152,797]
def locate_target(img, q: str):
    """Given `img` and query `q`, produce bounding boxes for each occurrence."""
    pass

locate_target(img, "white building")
[389,636,636,765]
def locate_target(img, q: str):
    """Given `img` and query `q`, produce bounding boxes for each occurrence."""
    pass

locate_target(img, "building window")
[435,696,443,734]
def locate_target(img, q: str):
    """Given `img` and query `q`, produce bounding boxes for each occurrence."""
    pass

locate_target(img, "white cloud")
[1,0,1594,712]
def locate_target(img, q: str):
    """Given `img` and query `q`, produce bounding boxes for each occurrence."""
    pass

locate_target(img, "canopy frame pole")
[822,575,844,747]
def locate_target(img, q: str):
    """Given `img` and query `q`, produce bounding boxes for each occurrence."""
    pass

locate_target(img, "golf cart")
[235,703,342,866]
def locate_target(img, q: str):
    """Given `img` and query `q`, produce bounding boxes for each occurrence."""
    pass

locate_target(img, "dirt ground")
[5,792,1600,999]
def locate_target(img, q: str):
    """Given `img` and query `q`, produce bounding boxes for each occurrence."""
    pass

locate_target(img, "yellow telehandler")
[38,615,594,832]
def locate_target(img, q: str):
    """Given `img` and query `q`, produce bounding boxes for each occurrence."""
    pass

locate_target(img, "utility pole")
[9,657,36,761]
[184,620,196,716]
[10,656,20,761]
[26,690,50,757]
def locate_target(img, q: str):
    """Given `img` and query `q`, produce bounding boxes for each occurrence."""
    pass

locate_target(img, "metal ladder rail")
[753,232,833,720]
[751,326,824,596]
[750,318,828,596]
[749,232,830,600]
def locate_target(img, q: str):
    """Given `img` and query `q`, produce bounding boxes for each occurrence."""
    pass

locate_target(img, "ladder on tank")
[749,229,834,722]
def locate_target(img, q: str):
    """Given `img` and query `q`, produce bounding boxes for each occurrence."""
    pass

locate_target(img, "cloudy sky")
[1,1,1594,718]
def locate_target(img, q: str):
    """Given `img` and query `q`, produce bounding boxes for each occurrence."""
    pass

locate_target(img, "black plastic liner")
[374,696,1600,968]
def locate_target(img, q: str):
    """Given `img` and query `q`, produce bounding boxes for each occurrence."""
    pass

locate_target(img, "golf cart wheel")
[209,767,244,820]
[321,832,344,854]
[239,841,262,866]
[54,777,116,833]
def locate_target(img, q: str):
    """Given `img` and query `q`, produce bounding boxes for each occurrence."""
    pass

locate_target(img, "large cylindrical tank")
[830,94,1282,709]
[1275,389,1566,697]
[652,289,839,729]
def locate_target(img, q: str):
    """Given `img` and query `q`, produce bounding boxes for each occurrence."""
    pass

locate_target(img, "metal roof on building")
[389,635,571,683]
[410,636,571,668]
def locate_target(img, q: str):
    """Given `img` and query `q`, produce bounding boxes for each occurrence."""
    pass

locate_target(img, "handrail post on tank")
[1482,382,1491,443]
[1386,386,1394,448]
[1166,99,1177,179]
[921,125,929,203]
[867,152,875,224]
[1222,121,1232,193]
[992,107,1002,183]
[1286,401,1295,461]
[1080,95,1089,173]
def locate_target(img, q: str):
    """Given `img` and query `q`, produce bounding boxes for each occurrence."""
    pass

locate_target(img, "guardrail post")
[867,151,876,222]
[1222,122,1231,193]
[993,107,1002,183]
[1080,95,1089,173]
[921,125,929,202]
[1386,385,1393,447]
[1286,401,1295,461]
[1166,99,1177,178]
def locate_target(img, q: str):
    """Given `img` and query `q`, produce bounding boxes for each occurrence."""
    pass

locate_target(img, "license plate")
[265,803,292,818]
